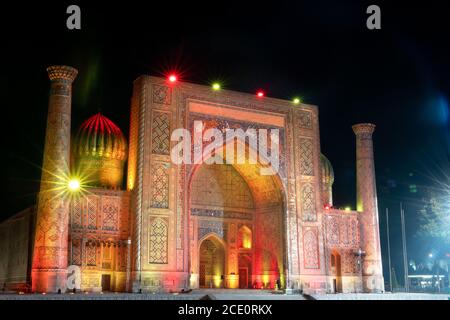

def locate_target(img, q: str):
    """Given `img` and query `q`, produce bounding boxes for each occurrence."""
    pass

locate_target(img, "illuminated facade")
[0,65,384,294]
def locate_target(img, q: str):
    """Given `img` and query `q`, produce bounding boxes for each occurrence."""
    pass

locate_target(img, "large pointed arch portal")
[188,139,286,290]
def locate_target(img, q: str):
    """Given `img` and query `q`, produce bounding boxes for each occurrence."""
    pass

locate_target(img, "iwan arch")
[0,66,384,294]
[188,141,286,290]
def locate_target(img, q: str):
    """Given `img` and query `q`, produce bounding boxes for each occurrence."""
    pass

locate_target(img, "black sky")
[1,1,449,283]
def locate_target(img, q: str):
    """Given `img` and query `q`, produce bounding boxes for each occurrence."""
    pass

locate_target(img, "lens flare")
[68,179,81,191]
[168,74,177,82]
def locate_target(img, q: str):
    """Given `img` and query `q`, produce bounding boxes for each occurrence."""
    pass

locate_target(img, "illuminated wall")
[0,207,35,291]
[69,188,130,292]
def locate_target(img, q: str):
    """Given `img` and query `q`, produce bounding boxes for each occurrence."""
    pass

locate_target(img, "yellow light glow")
[212,83,221,91]
[345,207,351,212]
[293,97,301,104]
[68,179,81,191]
[213,275,222,288]
[240,226,252,249]
[243,237,252,249]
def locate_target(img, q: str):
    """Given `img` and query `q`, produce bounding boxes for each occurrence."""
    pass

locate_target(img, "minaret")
[352,123,384,293]
[32,65,78,293]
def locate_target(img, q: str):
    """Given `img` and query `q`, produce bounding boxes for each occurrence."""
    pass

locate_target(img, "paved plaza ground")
[0,289,448,300]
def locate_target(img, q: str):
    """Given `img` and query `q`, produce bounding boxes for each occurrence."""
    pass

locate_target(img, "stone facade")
[0,66,384,294]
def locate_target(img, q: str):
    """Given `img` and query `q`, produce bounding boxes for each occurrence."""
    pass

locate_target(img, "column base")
[189,273,199,289]
[362,275,385,293]
[31,269,67,293]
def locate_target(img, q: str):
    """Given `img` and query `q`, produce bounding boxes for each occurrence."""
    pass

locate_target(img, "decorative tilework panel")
[299,138,314,176]
[153,84,172,105]
[71,198,82,229]
[151,112,170,155]
[71,239,81,266]
[191,164,254,209]
[303,228,320,269]
[302,183,316,221]
[324,214,360,249]
[149,217,168,264]
[87,197,98,230]
[86,245,96,266]
[102,197,119,231]
[150,163,170,208]
[297,110,312,129]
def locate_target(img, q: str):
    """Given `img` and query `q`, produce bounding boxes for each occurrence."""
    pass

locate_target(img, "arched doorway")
[199,236,225,288]
[330,251,342,293]
[188,141,287,289]
[238,254,252,288]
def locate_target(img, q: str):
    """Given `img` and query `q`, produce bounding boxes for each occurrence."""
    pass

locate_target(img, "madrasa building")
[0,65,384,294]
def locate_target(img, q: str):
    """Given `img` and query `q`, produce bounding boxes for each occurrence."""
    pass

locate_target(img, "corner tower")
[352,123,384,293]
[32,65,77,293]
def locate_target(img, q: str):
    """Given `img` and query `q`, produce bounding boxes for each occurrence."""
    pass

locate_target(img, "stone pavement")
[311,293,449,300]
[0,289,306,300]
[191,289,308,300]
[1,290,447,300]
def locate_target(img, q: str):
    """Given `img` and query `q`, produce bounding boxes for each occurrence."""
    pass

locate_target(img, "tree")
[418,189,450,244]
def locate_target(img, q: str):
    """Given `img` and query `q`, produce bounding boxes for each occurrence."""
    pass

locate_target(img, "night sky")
[1,1,449,284]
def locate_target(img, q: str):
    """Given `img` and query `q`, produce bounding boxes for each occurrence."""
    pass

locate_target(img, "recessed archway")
[330,251,342,293]
[199,235,226,288]
[188,141,287,290]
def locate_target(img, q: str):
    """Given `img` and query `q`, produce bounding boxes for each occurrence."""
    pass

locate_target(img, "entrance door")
[199,237,225,288]
[239,268,248,289]
[238,254,252,288]
[101,274,111,291]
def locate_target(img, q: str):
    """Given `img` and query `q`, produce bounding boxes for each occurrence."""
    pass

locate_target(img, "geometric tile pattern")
[303,228,320,269]
[71,239,82,266]
[198,220,226,240]
[326,216,340,245]
[297,110,312,129]
[301,183,316,221]
[87,197,98,230]
[71,198,82,229]
[151,112,170,155]
[191,164,254,209]
[299,138,314,176]
[150,163,169,208]
[325,214,359,249]
[102,197,119,231]
[86,245,96,266]
[149,217,168,264]
[153,84,172,105]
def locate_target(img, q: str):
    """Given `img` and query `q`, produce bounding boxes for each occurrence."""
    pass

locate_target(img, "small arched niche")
[238,225,252,249]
